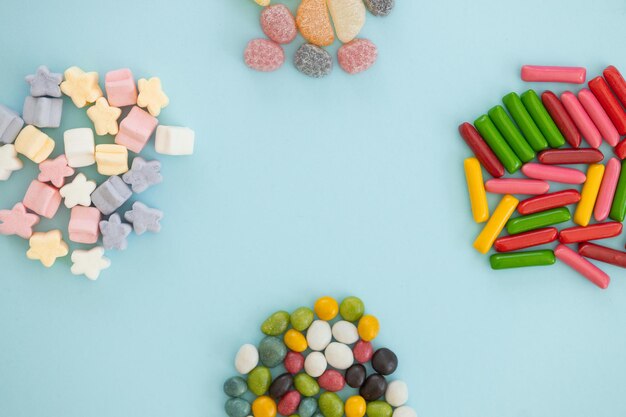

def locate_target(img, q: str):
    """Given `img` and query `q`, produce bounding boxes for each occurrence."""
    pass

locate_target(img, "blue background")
[1,0,626,416]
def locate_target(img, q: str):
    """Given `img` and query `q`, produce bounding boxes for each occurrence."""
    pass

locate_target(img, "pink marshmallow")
[115,106,158,153]
[485,178,550,195]
[0,203,40,239]
[521,163,586,185]
[561,91,602,148]
[105,68,137,107]
[578,89,620,147]
[38,155,75,188]
[68,206,101,244]
[594,157,621,222]
[23,180,61,219]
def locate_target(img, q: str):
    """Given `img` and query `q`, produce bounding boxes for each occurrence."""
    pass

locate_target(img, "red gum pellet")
[559,222,623,244]
[284,351,304,374]
[494,227,558,252]
[517,189,581,215]
[317,370,346,392]
[603,66,626,108]
[353,340,373,363]
[615,139,626,160]
[541,91,582,148]
[588,76,626,135]
[458,122,505,178]
[579,242,626,268]
[538,148,604,165]
[277,390,301,416]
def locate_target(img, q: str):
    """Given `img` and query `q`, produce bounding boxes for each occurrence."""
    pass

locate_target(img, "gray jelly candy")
[99,213,132,250]
[25,66,63,98]
[22,97,63,128]
[294,44,333,78]
[364,0,394,16]
[122,157,163,193]
[0,104,24,144]
[91,176,132,215]
[124,202,163,235]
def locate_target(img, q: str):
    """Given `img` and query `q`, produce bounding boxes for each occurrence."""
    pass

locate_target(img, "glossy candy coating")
[464,157,489,223]
[485,179,549,195]
[225,398,251,417]
[521,65,586,84]
[610,159,626,222]
[458,122,505,178]
[339,296,364,322]
[473,195,518,254]
[345,396,367,417]
[502,92,548,152]
[520,89,565,148]
[517,190,581,215]
[559,222,623,244]
[595,158,621,221]
[603,66,626,108]
[284,329,308,352]
[360,374,387,401]
[578,242,626,268]
[561,91,602,148]
[269,373,293,399]
[252,396,277,417]
[588,76,626,135]
[372,348,397,375]
[474,115,522,174]
[537,148,603,165]
[487,105,535,162]
[578,88,620,146]
[541,91,581,148]
[314,296,338,320]
[494,227,558,252]
[555,244,610,289]
[357,315,379,341]
[278,391,301,416]
[345,363,366,388]
[366,401,393,417]
[574,164,605,226]
[318,370,346,392]
[506,207,571,235]
[490,250,555,269]
[521,163,586,184]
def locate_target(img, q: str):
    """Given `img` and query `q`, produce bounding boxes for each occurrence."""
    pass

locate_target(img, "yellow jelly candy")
[87,97,122,136]
[26,230,69,268]
[60,66,103,108]
[574,164,605,227]
[357,314,379,342]
[314,296,339,320]
[284,329,307,352]
[326,0,366,43]
[137,77,169,117]
[254,0,270,5]
[14,125,55,163]
[345,395,367,417]
[95,144,128,176]
[252,396,277,417]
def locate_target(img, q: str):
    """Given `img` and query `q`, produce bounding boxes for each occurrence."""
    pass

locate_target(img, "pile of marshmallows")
[0,66,195,280]
[244,0,394,77]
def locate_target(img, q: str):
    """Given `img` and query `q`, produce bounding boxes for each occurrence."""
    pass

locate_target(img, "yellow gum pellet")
[464,157,489,223]
[574,163,605,227]
[284,329,307,352]
[473,194,518,254]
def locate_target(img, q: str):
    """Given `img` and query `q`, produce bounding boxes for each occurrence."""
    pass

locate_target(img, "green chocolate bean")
[503,92,549,152]
[520,89,565,148]
[294,373,320,397]
[247,366,272,396]
[225,398,251,417]
[474,115,522,174]
[290,307,314,331]
[318,392,344,417]
[490,250,556,269]
[610,160,626,222]
[258,336,287,368]
[506,207,571,235]
[261,310,290,336]
[224,376,248,397]
[339,296,365,322]
[366,401,393,417]
[488,105,535,162]
[298,397,318,417]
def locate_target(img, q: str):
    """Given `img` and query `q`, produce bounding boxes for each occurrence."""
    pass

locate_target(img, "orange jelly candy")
[296,0,334,47]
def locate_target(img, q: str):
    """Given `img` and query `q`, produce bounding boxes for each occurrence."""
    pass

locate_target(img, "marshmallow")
[14,125,55,163]
[137,77,169,116]
[23,180,62,219]
[124,201,163,235]
[0,144,23,181]
[25,66,62,97]
[60,66,103,108]
[26,229,69,268]
[100,213,132,250]
[155,126,195,155]
[0,203,40,239]
[86,97,121,136]
[68,206,101,244]
[38,155,74,188]
[122,157,162,193]
[22,97,63,128]
[64,128,95,168]
[95,144,128,176]
[0,104,24,144]
[91,176,132,215]
[115,106,158,153]
[59,173,97,208]
[71,247,111,280]
[105,68,137,107]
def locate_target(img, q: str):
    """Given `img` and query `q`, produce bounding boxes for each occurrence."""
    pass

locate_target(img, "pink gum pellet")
[578,89,620,146]
[353,340,373,363]
[521,65,586,84]
[284,351,304,374]
[485,178,550,195]
[555,244,609,289]
[561,91,602,149]
[594,157,621,222]
[521,163,586,185]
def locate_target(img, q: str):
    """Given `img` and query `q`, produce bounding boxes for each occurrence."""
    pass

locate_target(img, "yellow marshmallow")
[137,77,169,117]
[95,144,128,176]
[27,230,69,268]
[60,66,103,108]
[14,125,55,163]
[87,97,121,136]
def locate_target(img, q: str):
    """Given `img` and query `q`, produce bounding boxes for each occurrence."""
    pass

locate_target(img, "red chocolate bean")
[603,66,626,108]
[353,340,373,363]
[494,227,558,252]
[588,76,626,135]
[538,148,604,165]
[284,351,304,374]
[517,190,581,215]
[317,370,346,392]
[559,222,623,244]
[579,242,626,268]
[458,122,505,178]
[541,91,582,148]
[277,390,301,416]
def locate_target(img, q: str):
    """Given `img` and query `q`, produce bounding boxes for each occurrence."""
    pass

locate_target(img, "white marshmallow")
[155,126,194,155]
[64,128,95,168]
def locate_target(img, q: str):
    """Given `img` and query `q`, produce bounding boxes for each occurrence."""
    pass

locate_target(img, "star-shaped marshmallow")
[0,203,40,239]
[122,157,163,193]
[59,173,97,208]
[70,247,111,280]
[0,144,23,181]
[26,229,69,267]
[137,77,169,116]
[124,202,163,235]
[25,65,63,98]
[86,97,122,136]
[38,155,75,188]
[60,66,103,108]
[99,213,132,250]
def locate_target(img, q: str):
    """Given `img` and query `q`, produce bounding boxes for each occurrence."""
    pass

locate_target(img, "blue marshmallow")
[22,97,63,128]
[122,157,163,193]
[0,104,24,144]
[91,176,132,215]
[25,66,62,98]
[99,213,132,250]
[124,202,163,235]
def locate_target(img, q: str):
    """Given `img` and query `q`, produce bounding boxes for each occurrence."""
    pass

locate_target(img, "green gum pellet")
[503,92,549,152]
[290,307,314,331]
[520,89,566,148]
[490,250,556,269]
[247,366,272,396]
[294,373,320,397]
[339,296,365,322]
[506,207,571,235]
[366,401,393,417]
[488,105,535,162]
[261,311,290,336]
[318,392,344,417]
[609,160,626,222]
[474,114,522,174]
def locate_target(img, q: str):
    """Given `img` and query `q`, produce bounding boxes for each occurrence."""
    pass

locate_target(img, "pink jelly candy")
[261,4,297,44]
[338,39,378,74]
[0,203,39,239]
[244,39,285,72]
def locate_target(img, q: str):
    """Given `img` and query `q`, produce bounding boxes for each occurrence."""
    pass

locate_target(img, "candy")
[105,68,137,107]
[366,401,392,417]
[0,203,39,239]
[25,66,62,97]
[502,92,549,152]
[541,91,581,148]
[23,180,61,219]
[521,163,586,184]
[490,250,556,269]
[385,380,408,407]
[137,77,169,117]
[290,307,314,331]
[0,144,23,180]
[337,39,378,75]
[331,321,359,344]
[615,138,626,159]
[296,0,334,46]
[484,179,549,195]
[64,128,95,168]
[244,39,285,72]
[70,247,110,280]
[261,5,297,44]
[318,392,344,417]
[360,374,387,401]
[0,105,24,144]
[225,398,251,417]
[68,206,101,244]
[155,126,195,156]
[235,344,259,374]
[339,296,364,321]
[278,390,301,416]
[560,91,602,148]
[22,97,63,128]
[520,90,565,148]
[357,314,379,341]
[294,373,320,397]
[363,0,394,16]
[353,340,373,363]
[124,202,163,235]
[392,407,417,417]
[537,148,603,165]
[262,310,290,336]
[574,164,605,226]
[224,376,248,398]
[26,230,68,267]
[87,97,122,136]
[494,228,558,252]
[578,242,626,268]
[252,396,277,417]
[60,66,103,108]
[609,160,626,221]
[284,329,308,352]
[294,44,333,78]
[115,106,158,153]
[520,65,586,84]
[318,370,345,392]
[559,222,622,244]
[578,88,620,146]
[345,396,366,417]
[91,176,132,215]
[121,157,162,193]
[248,366,272,396]
[554,244,609,289]
[306,320,332,351]
[95,144,128,176]
[324,342,354,370]
[304,351,327,377]
[487,105,535,163]
[345,363,366,388]
[473,195,518,254]
[14,125,54,163]
[38,155,74,188]
[603,66,626,108]
[269,373,294,399]
[298,397,318,417]
[594,158,621,221]
[506,207,571,235]
[327,0,365,43]
[99,213,132,251]
[474,115,522,174]
[371,348,397,375]
[59,173,97,208]
[458,122,505,178]
[588,76,626,135]
[314,296,338,320]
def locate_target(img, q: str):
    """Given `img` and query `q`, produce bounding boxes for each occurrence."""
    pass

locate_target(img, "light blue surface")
[1,0,626,416]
